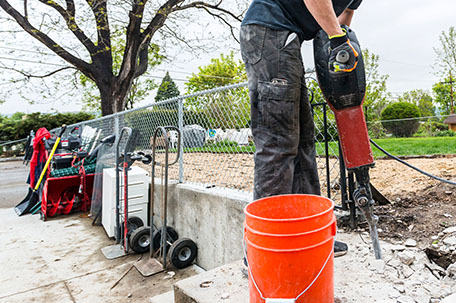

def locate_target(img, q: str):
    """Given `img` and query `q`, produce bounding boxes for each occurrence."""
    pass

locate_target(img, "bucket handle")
[243,231,334,302]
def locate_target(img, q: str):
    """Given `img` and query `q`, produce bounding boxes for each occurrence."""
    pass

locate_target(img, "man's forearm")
[338,9,355,26]
[304,0,344,37]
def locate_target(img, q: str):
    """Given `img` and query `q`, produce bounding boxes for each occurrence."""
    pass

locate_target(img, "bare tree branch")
[162,23,195,49]
[38,0,97,55]
[174,1,242,22]
[0,0,92,76]
[23,0,28,19]
[172,1,242,43]
[134,37,151,78]
[0,65,74,78]
[85,0,112,64]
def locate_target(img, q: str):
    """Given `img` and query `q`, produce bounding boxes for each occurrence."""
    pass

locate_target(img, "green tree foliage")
[186,51,247,92]
[10,112,26,121]
[397,89,435,117]
[432,77,454,115]
[0,112,94,141]
[381,102,421,137]
[433,26,456,115]
[434,26,456,78]
[155,72,180,102]
[363,49,391,123]
[185,52,249,129]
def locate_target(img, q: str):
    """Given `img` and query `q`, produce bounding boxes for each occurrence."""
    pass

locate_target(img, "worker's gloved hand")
[329,31,359,73]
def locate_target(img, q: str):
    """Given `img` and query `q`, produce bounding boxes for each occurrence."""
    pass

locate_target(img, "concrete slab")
[150,290,175,303]
[152,182,252,270]
[174,260,248,303]
[0,281,74,303]
[66,263,200,303]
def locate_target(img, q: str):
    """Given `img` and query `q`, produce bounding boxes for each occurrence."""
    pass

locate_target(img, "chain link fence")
[3,81,343,203]
[0,138,28,158]
[5,79,455,207]
[71,82,342,203]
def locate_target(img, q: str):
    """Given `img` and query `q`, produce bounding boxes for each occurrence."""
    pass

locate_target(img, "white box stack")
[102,166,149,238]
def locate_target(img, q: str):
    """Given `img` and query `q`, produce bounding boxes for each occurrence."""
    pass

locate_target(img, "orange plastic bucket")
[244,194,336,303]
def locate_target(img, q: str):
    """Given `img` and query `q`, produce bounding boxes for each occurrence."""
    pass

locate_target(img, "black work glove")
[329,31,359,73]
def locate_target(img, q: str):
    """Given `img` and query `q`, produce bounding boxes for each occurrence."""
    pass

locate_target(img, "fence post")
[323,103,331,199]
[178,98,184,183]
[114,115,120,138]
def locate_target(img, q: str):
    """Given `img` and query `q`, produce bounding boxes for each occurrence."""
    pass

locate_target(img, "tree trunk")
[112,79,132,114]
[98,78,115,116]
[98,76,134,116]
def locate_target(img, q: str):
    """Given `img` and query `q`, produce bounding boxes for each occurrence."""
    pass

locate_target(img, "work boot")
[334,240,348,257]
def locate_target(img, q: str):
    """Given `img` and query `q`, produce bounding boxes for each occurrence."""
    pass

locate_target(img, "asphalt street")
[0,159,30,208]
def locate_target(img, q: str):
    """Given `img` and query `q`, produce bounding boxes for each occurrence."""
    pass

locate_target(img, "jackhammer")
[313,25,382,259]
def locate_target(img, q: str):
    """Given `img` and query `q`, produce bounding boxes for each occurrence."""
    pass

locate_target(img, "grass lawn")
[369,137,456,157]
[181,136,456,158]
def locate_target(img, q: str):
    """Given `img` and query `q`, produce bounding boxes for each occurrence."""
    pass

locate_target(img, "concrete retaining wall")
[151,179,252,270]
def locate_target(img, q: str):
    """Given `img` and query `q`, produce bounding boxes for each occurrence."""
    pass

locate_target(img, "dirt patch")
[366,157,456,246]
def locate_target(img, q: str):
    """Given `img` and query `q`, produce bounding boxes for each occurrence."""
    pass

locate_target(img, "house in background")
[443,114,456,131]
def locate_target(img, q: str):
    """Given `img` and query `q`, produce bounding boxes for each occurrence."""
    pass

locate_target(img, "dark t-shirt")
[242,0,362,42]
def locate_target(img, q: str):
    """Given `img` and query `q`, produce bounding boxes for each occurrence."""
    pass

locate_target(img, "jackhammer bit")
[353,168,382,259]
[314,25,383,259]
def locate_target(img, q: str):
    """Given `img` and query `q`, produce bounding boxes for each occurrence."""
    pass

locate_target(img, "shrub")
[433,121,449,132]
[381,102,421,137]
[368,122,387,139]
[0,112,95,142]
[436,130,456,137]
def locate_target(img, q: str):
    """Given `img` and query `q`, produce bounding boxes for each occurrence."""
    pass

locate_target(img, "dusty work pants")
[240,25,321,200]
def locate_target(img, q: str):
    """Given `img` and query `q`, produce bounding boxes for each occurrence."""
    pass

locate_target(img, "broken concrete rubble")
[425,226,456,270]
[169,231,456,303]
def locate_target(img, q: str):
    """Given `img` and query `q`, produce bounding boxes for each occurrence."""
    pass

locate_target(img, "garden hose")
[370,139,456,186]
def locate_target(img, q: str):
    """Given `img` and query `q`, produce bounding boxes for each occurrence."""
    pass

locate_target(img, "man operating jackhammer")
[240,0,363,257]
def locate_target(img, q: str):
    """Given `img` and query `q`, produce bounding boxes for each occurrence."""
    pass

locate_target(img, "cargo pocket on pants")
[257,80,299,145]
[240,25,266,65]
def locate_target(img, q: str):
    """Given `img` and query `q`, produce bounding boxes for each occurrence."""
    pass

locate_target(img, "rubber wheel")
[152,226,179,252]
[126,216,144,239]
[128,216,144,229]
[168,238,197,269]
[129,226,151,254]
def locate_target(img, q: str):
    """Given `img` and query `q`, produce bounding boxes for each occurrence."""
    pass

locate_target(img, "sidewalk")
[0,161,200,303]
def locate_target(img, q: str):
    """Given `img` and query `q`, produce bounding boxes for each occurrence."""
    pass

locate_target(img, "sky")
[0,0,455,115]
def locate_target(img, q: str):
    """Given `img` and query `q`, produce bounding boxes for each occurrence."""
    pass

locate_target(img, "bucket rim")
[245,233,334,253]
[244,217,336,238]
[244,194,335,223]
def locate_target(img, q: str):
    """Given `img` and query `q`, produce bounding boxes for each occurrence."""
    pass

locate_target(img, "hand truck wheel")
[129,226,151,254]
[152,226,179,252]
[168,238,198,269]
